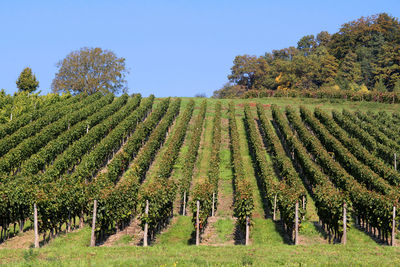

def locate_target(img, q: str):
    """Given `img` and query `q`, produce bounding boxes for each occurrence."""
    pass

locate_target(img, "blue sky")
[1,0,399,97]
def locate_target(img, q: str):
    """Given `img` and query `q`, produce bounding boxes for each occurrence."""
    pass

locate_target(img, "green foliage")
[257,104,306,232]
[374,77,387,92]
[218,13,400,97]
[337,109,400,168]
[0,93,88,159]
[51,47,128,95]
[0,93,111,175]
[393,80,400,93]
[228,102,254,227]
[301,107,395,197]
[179,100,207,206]
[190,102,222,229]
[287,105,397,236]
[16,67,39,93]
[314,108,400,186]
[0,91,64,125]
[21,94,127,176]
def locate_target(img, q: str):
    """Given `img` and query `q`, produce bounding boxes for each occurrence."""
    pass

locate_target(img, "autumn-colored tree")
[16,67,39,93]
[216,13,400,98]
[315,47,338,85]
[51,47,128,95]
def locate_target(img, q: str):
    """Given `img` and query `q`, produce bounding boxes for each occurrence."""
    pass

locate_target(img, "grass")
[217,148,234,218]
[3,234,400,266]
[156,216,193,246]
[251,218,284,245]
[215,218,235,243]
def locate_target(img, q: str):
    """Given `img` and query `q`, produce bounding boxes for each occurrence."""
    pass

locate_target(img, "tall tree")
[315,47,338,86]
[374,77,387,92]
[337,51,362,87]
[228,55,270,90]
[16,67,39,93]
[316,31,331,47]
[51,47,128,95]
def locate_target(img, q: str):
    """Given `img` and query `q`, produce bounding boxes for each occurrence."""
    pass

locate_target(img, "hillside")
[1,94,400,266]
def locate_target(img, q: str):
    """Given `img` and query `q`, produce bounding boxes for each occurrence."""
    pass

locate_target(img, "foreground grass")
[3,234,400,266]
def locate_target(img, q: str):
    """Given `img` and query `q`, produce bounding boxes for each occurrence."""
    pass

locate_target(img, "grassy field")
[1,96,399,266]
[2,225,400,266]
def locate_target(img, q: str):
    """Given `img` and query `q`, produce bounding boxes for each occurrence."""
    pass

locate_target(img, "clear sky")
[1,0,399,97]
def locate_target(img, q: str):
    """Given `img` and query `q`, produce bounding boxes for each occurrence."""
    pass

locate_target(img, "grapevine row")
[353,110,400,152]
[332,110,398,170]
[281,106,347,240]
[0,94,72,139]
[93,97,175,233]
[179,100,207,211]
[257,104,306,232]
[36,96,163,235]
[40,94,142,182]
[300,106,396,197]
[314,108,400,186]
[0,94,114,175]
[362,111,400,145]
[244,104,279,211]
[228,102,254,227]
[70,95,156,184]
[0,93,100,158]
[21,95,128,176]
[190,102,222,232]
[137,100,194,240]
[103,97,172,184]
[286,106,397,238]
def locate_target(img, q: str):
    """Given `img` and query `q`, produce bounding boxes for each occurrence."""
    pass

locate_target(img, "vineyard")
[1,95,400,266]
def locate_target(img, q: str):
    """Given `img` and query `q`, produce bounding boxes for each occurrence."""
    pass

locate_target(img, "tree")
[212,82,246,98]
[51,47,128,95]
[297,35,316,56]
[16,67,39,93]
[374,77,387,92]
[228,55,270,90]
[393,80,400,93]
[316,31,331,47]
[336,51,362,89]
[315,47,338,86]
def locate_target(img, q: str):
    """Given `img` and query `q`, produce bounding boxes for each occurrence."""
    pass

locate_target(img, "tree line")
[214,13,400,98]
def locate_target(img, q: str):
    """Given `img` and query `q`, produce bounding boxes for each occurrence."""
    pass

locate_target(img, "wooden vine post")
[143,200,149,247]
[392,206,396,247]
[90,199,97,247]
[342,202,347,245]
[211,193,215,217]
[183,191,187,216]
[34,203,39,248]
[196,200,200,246]
[273,194,277,221]
[245,216,250,246]
[294,201,299,245]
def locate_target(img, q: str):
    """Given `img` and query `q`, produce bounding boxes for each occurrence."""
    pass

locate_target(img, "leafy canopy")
[16,67,39,93]
[51,47,128,95]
